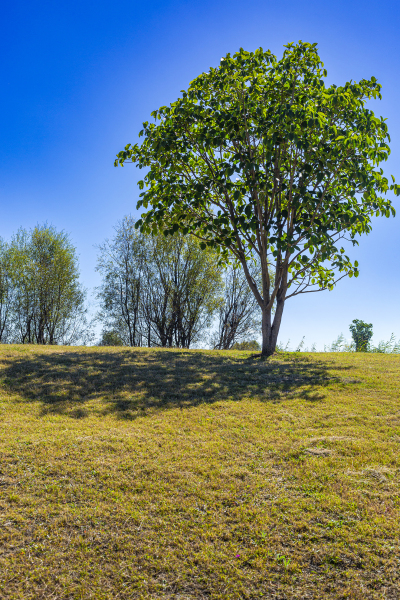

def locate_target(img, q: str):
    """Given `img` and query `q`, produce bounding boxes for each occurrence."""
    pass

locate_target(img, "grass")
[0,345,399,599]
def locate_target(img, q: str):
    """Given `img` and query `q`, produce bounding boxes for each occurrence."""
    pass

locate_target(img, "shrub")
[99,330,124,346]
[349,319,373,352]
[231,340,261,351]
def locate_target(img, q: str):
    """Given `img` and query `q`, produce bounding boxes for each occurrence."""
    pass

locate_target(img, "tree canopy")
[2,225,90,345]
[96,216,222,348]
[115,41,399,355]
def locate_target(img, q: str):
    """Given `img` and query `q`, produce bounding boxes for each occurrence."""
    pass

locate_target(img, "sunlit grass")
[0,345,399,599]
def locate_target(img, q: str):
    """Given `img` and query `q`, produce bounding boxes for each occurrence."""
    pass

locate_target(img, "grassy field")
[0,346,399,599]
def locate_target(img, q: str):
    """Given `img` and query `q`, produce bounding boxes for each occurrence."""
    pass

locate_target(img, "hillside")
[0,346,399,599]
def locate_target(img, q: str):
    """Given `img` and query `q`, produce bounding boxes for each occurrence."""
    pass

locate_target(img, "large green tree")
[115,42,399,356]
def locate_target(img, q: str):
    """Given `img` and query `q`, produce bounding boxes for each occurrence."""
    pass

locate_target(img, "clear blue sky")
[1,0,399,348]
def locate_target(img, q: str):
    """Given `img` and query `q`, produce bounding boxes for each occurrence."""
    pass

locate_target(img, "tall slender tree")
[96,216,148,346]
[0,239,17,343]
[9,225,89,345]
[144,232,222,348]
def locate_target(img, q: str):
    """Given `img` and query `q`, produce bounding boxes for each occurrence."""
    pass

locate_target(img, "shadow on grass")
[1,348,355,418]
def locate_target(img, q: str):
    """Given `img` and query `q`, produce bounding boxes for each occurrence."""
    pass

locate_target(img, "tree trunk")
[261,296,285,357]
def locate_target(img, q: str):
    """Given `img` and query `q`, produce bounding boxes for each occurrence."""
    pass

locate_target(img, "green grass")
[0,345,400,599]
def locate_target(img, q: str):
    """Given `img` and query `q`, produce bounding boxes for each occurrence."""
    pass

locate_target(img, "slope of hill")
[0,346,399,599]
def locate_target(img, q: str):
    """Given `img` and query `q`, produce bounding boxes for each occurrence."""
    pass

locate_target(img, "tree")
[98,329,124,346]
[96,216,147,347]
[0,239,17,343]
[213,260,261,349]
[349,319,373,351]
[96,218,222,348]
[115,41,399,356]
[144,232,222,348]
[232,340,261,351]
[9,225,90,345]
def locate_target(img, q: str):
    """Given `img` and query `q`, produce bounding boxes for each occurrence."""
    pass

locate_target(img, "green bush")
[99,330,124,346]
[231,340,261,351]
[349,319,373,352]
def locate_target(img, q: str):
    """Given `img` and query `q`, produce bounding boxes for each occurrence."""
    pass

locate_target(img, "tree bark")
[261,296,285,357]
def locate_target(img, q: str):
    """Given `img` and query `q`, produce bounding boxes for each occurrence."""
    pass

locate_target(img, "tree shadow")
[1,348,356,419]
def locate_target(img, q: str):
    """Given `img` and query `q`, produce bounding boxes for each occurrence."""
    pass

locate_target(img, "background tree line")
[0,219,262,348]
[96,216,262,349]
[2,221,396,352]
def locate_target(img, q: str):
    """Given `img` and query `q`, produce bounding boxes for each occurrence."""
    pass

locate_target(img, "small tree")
[116,42,399,356]
[9,225,89,345]
[96,216,147,346]
[99,330,124,346]
[349,319,373,351]
[213,261,261,349]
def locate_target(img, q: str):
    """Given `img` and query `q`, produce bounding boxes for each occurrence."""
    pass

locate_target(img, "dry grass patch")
[0,346,400,599]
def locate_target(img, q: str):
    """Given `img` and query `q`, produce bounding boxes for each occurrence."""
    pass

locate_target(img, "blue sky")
[1,0,399,347]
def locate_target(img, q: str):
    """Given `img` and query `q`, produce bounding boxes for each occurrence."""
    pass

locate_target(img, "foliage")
[144,229,222,348]
[212,260,263,349]
[0,239,18,343]
[98,329,124,346]
[6,225,90,345]
[96,217,223,348]
[370,333,400,353]
[231,339,261,350]
[349,318,373,351]
[324,333,354,352]
[324,331,400,353]
[96,217,147,346]
[1,346,400,598]
[116,42,399,356]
